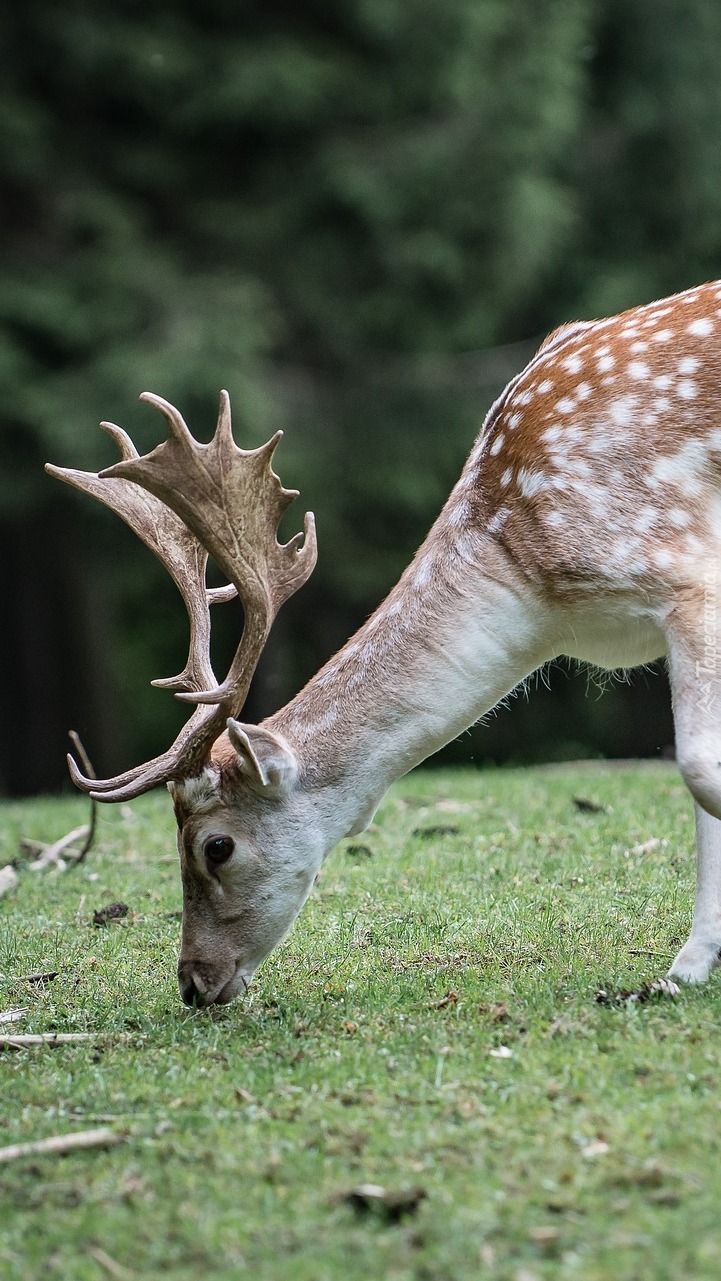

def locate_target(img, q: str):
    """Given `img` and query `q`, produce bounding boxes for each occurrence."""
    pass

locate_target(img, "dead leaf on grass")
[93,902,129,927]
[412,825,461,839]
[427,990,458,1010]
[572,796,607,814]
[19,971,59,985]
[595,978,680,1007]
[343,1183,427,1222]
[345,844,373,858]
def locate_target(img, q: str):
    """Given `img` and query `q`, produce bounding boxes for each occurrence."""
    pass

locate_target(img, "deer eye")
[203,835,235,866]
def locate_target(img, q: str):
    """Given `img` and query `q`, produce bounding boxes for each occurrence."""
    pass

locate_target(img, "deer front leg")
[669,803,721,982]
[666,594,721,982]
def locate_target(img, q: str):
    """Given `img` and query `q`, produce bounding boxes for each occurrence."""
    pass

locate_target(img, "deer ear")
[226,721,298,795]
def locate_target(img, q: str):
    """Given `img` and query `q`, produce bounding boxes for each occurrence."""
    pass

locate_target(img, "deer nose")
[178,961,209,1007]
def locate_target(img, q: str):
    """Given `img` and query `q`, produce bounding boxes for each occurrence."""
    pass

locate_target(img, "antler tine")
[47,390,316,800]
[99,420,140,462]
[66,701,227,801]
[182,505,317,707]
[104,391,318,721]
[137,391,196,449]
[47,440,225,698]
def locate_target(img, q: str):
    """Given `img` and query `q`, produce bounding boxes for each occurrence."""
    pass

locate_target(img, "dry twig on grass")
[89,1247,136,1280]
[0,1008,28,1025]
[0,1032,96,1048]
[0,1127,123,1163]
[20,732,98,872]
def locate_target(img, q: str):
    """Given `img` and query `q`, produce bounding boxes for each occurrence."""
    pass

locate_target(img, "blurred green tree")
[2,0,720,791]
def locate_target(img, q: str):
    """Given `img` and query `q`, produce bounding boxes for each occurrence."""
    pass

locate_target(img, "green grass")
[1,763,720,1280]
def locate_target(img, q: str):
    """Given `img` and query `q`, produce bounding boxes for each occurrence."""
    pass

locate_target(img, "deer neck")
[267,506,554,846]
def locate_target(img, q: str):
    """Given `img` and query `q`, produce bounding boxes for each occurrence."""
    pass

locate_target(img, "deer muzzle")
[177,958,251,1007]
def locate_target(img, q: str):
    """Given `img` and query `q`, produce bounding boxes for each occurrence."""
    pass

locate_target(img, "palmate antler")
[46,392,317,801]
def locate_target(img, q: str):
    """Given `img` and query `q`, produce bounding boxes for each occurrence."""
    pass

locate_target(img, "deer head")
[47,393,318,1006]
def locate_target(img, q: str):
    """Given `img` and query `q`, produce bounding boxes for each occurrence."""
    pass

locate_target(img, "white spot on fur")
[597,352,615,372]
[652,329,673,343]
[653,374,672,390]
[677,380,698,400]
[610,398,635,428]
[576,382,592,400]
[537,379,554,394]
[628,361,650,380]
[500,468,513,488]
[489,433,504,456]
[556,397,576,414]
[587,435,608,455]
[565,457,592,477]
[516,468,549,499]
[688,317,714,337]
[668,508,690,528]
[543,424,564,444]
[562,354,583,374]
[679,355,700,375]
[634,505,661,533]
[650,441,707,495]
[507,411,522,428]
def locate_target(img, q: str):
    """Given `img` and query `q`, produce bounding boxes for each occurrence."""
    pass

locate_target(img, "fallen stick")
[89,1247,136,1280]
[26,825,92,871]
[0,1033,96,1048]
[0,1127,122,1163]
[21,732,98,872]
[0,1009,28,1025]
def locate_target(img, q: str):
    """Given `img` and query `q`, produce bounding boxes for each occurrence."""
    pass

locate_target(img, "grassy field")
[1,762,720,1281]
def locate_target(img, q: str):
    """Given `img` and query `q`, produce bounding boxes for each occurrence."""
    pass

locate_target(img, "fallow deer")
[47,279,721,1005]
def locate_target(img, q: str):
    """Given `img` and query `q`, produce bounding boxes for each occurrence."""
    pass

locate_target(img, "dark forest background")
[2,0,721,795]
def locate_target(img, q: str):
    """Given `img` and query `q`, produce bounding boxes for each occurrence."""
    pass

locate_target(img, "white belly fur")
[558,603,667,670]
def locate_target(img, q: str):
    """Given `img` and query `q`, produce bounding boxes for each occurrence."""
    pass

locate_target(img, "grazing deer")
[47,279,721,1005]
